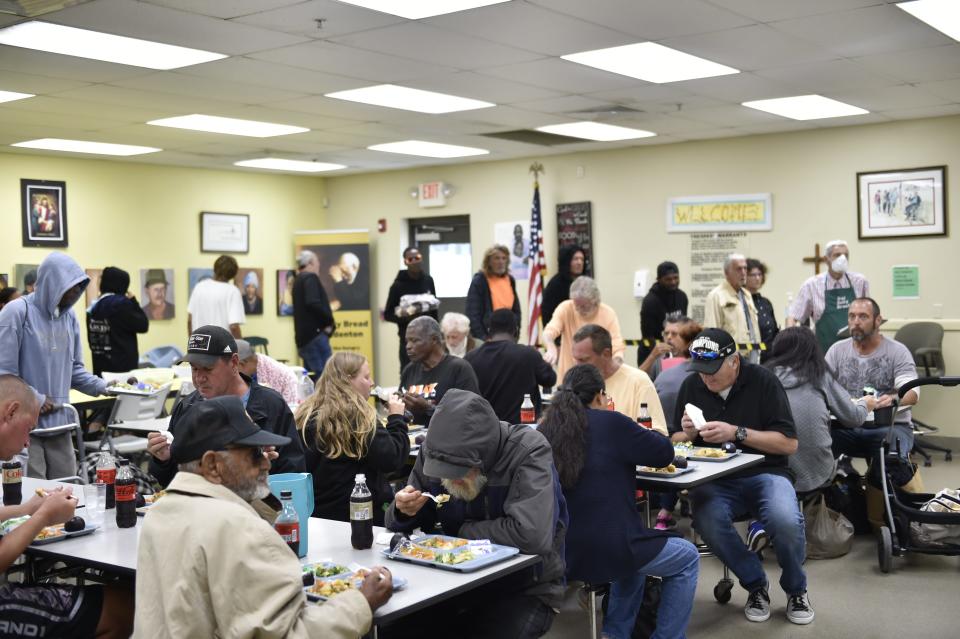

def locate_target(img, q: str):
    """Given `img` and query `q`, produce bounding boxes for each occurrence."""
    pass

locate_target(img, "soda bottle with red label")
[274,489,300,556]
[115,459,137,528]
[520,394,536,424]
[2,460,23,506]
[637,403,653,430]
[96,451,116,509]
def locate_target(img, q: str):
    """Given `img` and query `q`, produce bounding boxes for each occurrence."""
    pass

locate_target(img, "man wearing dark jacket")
[540,245,585,328]
[638,261,689,366]
[293,250,335,375]
[146,326,304,488]
[465,309,556,423]
[465,245,521,341]
[87,267,149,376]
[386,390,567,639]
[383,247,437,370]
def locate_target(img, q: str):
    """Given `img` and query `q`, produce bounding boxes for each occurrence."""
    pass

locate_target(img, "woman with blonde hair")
[295,352,409,524]
[465,244,521,341]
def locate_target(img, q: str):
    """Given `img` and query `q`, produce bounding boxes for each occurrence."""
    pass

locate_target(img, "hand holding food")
[387,393,405,416]
[395,485,429,517]
[35,489,77,527]
[359,567,393,610]
[146,431,171,461]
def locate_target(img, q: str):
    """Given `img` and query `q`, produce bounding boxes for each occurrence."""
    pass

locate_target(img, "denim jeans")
[832,423,914,462]
[690,473,807,596]
[603,537,700,639]
[298,333,332,375]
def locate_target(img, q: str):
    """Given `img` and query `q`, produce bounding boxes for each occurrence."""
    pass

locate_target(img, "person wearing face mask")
[465,245,521,341]
[0,252,110,478]
[787,239,870,353]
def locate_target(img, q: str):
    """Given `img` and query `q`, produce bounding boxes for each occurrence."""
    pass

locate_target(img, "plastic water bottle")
[637,403,653,430]
[96,451,116,509]
[274,489,300,555]
[350,474,373,550]
[298,371,315,403]
[520,394,536,424]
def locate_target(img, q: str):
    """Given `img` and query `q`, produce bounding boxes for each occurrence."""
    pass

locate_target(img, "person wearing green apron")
[815,274,855,353]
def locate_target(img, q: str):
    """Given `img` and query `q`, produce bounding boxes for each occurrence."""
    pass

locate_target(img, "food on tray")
[691,447,727,458]
[721,442,738,454]
[673,455,688,469]
[112,379,165,392]
[399,545,437,561]
[35,524,67,540]
[309,577,356,597]
[417,536,467,550]
[639,464,678,474]
[313,564,349,578]
[436,550,476,565]
[64,516,86,533]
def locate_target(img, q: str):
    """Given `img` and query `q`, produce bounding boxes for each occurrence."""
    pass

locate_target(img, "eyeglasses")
[227,446,265,464]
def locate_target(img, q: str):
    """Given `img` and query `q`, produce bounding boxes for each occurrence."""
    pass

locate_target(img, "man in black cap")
[673,328,812,626]
[136,395,391,638]
[386,389,566,639]
[86,266,149,377]
[637,261,688,366]
[146,325,304,487]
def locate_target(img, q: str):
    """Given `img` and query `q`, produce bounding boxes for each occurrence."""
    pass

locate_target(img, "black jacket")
[149,375,306,487]
[292,271,335,349]
[383,270,438,333]
[541,244,583,327]
[465,340,556,423]
[304,414,409,526]
[86,294,149,376]
[465,272,521,340]
[638,283,688,364]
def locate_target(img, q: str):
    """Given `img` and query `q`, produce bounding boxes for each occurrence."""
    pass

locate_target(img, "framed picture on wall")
[857,166,946,239]
[200,212,249,253]
[21,179,68,247]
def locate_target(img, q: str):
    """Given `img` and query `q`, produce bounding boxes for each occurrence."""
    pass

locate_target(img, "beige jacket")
[703,280,759,352]
[134,472,371,639]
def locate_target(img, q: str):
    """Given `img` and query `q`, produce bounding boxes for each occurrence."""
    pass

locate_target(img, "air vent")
[479,129,585,146]
[0,0,91,17]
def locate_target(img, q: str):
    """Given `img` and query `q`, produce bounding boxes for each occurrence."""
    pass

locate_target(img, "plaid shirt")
[789,271,870,324]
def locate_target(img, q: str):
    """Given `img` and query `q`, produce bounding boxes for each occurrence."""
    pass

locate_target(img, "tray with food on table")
[383,534,519,573]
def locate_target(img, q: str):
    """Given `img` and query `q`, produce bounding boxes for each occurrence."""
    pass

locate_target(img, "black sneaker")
[744,587,771,623]
[787,592,815,625]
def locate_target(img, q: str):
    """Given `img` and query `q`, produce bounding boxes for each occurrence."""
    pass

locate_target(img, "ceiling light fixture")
[0,21,226,70]
[147,114,309,138]
[562,42,739,83]
[12,138,161,156]
[741,95,869,120]
[369,140,489,158]
[0,90,35,104]
[896,0,960,42]
[326,84,494,114]
[535,122,656,141]
[234,158,346,172]
[334,0,512,20]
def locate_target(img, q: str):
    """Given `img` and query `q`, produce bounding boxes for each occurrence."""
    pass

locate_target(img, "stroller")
[877,376,960,573]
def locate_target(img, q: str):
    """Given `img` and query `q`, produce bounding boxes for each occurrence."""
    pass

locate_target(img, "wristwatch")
[735,426,748,443]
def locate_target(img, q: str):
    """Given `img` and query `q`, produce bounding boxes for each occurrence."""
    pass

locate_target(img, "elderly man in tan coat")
[134,396,392,638]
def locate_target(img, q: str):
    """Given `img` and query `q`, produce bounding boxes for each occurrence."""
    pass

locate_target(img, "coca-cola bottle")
[274,490,300,556]
[96,451,116,509]
[520,394,535,424]
[2,460,23,506]
[637,403,653,430]
[350,474,373,550]
[115,460,137,528]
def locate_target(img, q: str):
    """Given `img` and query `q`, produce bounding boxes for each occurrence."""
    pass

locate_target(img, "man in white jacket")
[135,396,392,638]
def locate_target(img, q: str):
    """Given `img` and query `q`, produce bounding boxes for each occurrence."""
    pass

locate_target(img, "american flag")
[526,179,546,346]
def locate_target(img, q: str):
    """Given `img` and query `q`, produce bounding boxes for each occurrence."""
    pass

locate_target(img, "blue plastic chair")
[268,473,314,558]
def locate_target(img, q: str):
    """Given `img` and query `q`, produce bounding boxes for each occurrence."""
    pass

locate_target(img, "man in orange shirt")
[465,245,521,341]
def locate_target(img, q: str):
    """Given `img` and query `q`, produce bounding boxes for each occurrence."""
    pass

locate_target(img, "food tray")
[30,523,99,545]
[383,535,519,573]
[304,569,407,602]
[302,561,352,581]
[636,465,696,478]
[107,382,171,397]
[686,449,740,462]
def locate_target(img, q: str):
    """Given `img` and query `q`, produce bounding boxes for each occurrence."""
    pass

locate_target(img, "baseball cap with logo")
[687,328,738,375]
[178,325,238,367]
[170,395,290,464]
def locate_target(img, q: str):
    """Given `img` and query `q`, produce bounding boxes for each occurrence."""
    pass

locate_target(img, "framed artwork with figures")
[21,179,68,247]
[857,166,946,239]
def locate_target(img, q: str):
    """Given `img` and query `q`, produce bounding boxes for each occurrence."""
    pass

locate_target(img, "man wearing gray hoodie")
[0,252,108,478]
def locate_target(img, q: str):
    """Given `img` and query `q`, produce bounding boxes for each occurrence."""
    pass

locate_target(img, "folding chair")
[85,386,169,458]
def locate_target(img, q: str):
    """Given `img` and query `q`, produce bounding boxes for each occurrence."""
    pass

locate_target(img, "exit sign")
[418,181,446,208]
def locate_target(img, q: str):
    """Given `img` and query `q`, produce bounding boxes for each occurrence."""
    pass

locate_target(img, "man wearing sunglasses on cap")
[673,328,813,627]
[384,247,438,369]
[135,395,392,638]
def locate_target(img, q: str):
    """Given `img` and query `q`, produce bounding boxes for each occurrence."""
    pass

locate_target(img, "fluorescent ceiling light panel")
[147,114,309,138]
[235,158,346,173]
[335,0,512,20]
[562,42,739,83]
[536,122,656,141]
[12,138,160,156]
[741,95,869,120]
[0,22,226,70]
[0,90,35,104]
[326,84,494,114]
[368,140,489,158]
[897,0,960,41]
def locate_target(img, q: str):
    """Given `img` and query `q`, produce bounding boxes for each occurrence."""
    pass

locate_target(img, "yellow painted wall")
[1,153,325,365]
[323,115,960,435]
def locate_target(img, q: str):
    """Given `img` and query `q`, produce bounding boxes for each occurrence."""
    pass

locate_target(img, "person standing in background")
[383,247,438,369]
[87,266,149,376]
[541,245,585,329]
[637,261,688,366]
[745,259,779,363]
[293,251,336,375]
[703,254,760,364]
[465,245,521,342]
[188,255,245,338]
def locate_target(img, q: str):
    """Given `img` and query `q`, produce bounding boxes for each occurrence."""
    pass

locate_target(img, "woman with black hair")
[539,364,699,639]
[767,327,875,492]
[541,244,585,328]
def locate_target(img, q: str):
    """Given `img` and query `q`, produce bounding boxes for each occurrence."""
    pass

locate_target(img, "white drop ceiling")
[0,0,958,175]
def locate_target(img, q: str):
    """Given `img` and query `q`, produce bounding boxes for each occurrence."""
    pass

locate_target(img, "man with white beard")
[386,390,567,639]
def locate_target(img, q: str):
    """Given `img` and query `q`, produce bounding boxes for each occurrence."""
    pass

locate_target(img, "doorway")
[408,215,472,317]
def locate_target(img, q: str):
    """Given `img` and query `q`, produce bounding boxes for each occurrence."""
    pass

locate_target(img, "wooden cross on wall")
[803,243,822,274]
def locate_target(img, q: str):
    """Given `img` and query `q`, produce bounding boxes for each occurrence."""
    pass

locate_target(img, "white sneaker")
[786,592,815,625]
[744,588,770,623]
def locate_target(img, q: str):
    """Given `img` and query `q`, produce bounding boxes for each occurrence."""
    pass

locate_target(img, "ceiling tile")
[831,85,951,112]
[680,104,786,126]
[1,95,159,122]
[400,71,562,105]
[143,0,306,20]
[0,69,91,95]
[109,72,309,105]
[662,24,837,70]
[920,78,960,102]
[754,58,902,93]
[673,72,793,102]
[0,45,156,83]
[510,95,620,115]
[706,0,883,23]
[478,58,640,93]
[232,0,409,38]
[875,104,960,120]
[174,57,360,95]
[854,45,960,84]
[50,84,240,115]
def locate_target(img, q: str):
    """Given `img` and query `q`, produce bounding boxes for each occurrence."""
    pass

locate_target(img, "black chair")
[894,322,952,465]
[245,336,269,356]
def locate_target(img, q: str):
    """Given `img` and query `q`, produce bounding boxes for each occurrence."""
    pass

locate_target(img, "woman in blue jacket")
[539,365,699,639]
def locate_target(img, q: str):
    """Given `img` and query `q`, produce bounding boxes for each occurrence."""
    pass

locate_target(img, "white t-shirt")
[187,279,245,330]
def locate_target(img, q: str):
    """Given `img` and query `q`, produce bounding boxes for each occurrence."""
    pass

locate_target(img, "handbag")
[804,494,854,559]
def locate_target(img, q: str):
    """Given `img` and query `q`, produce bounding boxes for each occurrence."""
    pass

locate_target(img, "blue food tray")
[30,523,99,546]
[304,570,407,602]
[383,535,520,572]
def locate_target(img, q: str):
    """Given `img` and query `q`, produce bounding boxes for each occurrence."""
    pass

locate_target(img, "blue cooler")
[268,473,314,558]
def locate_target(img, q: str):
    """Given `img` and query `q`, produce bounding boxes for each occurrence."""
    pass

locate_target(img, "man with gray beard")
[135,396,392,639]
[385,389,567,639]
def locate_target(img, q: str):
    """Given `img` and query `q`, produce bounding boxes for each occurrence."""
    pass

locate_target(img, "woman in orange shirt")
[465,245,521,341]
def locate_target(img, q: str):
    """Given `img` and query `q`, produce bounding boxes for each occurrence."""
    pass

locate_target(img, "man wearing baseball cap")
[147,325,304,487]
[673,328,812,625]
[135,395,391,638]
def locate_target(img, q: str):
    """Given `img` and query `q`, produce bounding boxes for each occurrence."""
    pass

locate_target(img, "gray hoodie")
[0,252,106,431]
[774,366,868,492]
[386,389,567,607]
